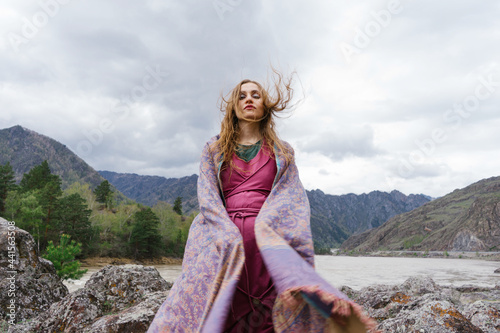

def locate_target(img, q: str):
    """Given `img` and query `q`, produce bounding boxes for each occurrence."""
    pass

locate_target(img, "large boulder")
[9,264,171,333]
[0,218,68,325]
[462,301,500,333]
[343,275,499,332]
[379,299,483,332]
[82,290,169,333]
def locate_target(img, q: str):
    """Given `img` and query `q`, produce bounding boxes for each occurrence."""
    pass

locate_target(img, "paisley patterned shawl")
[147,136,378,333]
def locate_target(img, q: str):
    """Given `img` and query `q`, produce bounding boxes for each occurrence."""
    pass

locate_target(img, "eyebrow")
[240,90,260,94]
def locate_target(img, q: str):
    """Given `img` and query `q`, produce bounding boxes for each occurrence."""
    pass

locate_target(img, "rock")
[0,218,68,324]
[345,275,498,332]
[350,276,446,323]
[82,264,171,311]
[457,288,500,309]
[455,284,491,293]
[400,275,440,295]
[83,290,169,333]
[495,268,500,273]
[10,264,171,333]
[452,229,485,251]
[462,301,500,333]
[379,300,483,332]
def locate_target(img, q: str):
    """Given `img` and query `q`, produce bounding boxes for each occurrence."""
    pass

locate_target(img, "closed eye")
[239,91,260,99]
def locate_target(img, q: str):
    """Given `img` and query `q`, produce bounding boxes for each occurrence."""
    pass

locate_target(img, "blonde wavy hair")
[213,70,296,169]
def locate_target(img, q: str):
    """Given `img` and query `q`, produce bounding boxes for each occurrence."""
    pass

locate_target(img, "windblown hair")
[213,70,296,169]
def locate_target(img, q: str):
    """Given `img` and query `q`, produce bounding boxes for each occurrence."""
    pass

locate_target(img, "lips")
[244,105,255,110]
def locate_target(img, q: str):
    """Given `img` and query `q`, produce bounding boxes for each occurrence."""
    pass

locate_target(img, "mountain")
[341,176,500,252]
[308,189,431,248]
[100,171,430,248]
[99,171,198,214]
[0,126,104,187]
[0,125,127,201]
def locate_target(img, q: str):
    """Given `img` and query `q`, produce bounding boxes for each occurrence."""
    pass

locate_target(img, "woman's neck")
[237,121,261,145]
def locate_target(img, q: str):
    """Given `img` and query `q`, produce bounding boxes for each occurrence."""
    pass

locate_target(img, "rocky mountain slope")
[341,176,500,252]
[0,125,105,189]
[0,125,128,201]
[308,189,430,248]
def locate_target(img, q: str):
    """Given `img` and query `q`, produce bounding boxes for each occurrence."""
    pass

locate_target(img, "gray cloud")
[298,125,383,161]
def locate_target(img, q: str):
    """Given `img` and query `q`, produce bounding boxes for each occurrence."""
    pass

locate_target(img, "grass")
[403,234,427,249]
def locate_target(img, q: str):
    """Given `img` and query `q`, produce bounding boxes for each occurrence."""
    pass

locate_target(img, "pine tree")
[0,162,16,216]
[19,160,60,193]
[42,234,87,280]
[175,228,185,257]
[19,193,46,253]
[173,196,183,215]
[94,180,113,209]
[129,207,162,259]
[54,193,92,254]
[19,161,62,248]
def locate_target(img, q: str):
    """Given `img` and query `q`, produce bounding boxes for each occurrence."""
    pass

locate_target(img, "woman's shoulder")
[202,135,220,149]
[274,139,294,154]
[201,135,221,157]
[280,139,292,149]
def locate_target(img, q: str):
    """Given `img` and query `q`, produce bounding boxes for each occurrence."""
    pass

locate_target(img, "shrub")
[42,234,87,280]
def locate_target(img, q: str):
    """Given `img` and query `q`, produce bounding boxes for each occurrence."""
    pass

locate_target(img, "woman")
[148,74,377,333]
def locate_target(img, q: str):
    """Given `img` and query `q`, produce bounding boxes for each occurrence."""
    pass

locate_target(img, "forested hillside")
[0,160,194,259]
[99,171,198,214]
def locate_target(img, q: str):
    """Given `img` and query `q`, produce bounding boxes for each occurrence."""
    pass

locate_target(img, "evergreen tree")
[19,161,62,248]
[0,162,16,216]
[94,180,113,209]
[42,234,87,280]
[173,196,183,215]
[129,207,162,259]
[54,193,92,254]
[19,160,60,192]
[3,190,22,222]
[19,192,46,253]
[175,229,185,257]
[39,180,62,238]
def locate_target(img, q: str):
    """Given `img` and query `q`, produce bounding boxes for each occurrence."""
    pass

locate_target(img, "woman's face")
[235,82,265,122]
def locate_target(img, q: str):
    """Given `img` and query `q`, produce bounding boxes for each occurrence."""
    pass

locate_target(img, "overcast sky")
[1,0,499,198]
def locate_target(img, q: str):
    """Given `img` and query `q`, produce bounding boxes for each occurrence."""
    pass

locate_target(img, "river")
[64,255,500,293]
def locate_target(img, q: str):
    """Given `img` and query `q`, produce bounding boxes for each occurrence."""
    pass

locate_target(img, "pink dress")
[220,144,277,333]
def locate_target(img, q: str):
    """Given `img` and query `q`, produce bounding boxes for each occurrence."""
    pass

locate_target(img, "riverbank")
[79,256,183,268]
[71,255,499,294]
[334,250,500,261]
[78,250,500,270]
